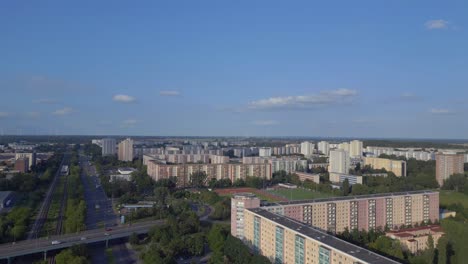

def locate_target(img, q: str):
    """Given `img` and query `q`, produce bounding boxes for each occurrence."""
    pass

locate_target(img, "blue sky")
[1,1,467,138]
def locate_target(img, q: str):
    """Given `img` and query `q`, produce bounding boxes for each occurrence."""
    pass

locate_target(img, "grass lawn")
[440,190,468,208]
[268,188,334,201]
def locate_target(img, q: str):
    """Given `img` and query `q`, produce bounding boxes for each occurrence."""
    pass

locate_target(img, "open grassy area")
[440,190,468,208]
[268,188,335,201]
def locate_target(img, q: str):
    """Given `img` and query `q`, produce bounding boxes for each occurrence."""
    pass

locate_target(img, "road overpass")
[0,220,164,263]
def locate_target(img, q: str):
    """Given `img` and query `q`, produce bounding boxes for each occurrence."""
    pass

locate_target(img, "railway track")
[48,163,70,264]
[27,154,68,240]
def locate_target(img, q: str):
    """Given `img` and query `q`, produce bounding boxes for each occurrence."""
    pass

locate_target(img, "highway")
[0,220,164,261]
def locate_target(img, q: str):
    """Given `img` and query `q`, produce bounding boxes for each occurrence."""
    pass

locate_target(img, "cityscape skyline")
[1,1,468,138]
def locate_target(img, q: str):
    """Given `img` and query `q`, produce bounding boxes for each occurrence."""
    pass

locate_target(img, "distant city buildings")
[349,140,363,158]
[143,154,229,166]
[300,141,314,156]
[365,146,436,161]
[258,147,272,157]
[118,138,134,162]
[147,161,272,187]
[329,149,350,174]
[242,156,307,174]
[101,138,116,156]
[435,152,464,187]
[317,141,330,156]
[364,157,407,177]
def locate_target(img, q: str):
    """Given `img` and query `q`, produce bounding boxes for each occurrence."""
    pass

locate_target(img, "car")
[80,237,87,241]
[51,240,61,245]
[105,227,113,231]
[104,232,110,236]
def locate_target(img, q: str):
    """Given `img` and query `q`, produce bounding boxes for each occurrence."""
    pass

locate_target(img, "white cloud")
[121,119,138,128]
[425,19,449,30]
[252,120,279,126]
[52,107,73,116]
[0,112,10,118]
[160,90,181,96]
[248,89,357,110]
[430,108,456,115]
[113,94,136,103]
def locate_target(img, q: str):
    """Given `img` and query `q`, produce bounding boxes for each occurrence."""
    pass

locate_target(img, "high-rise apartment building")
[231,193,261,239]
[244,208,400,264]
[259,147,272,157]
[300,141,314,156]
[101,138,116,156]
[329,149,349,174]
[435,153,464,187]
[337,142,350,153]
[364,157,407,177]
[15,152,36,169]
[233,190,439,236]
[118,138,134,162]
[349,140,363,158]
[147,161,272,187]
[14,157,29,173]
[317,141,330,156]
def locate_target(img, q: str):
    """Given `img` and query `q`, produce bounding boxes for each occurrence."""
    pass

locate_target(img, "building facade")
[349,140,363,158]
[15,152,36,169]
[14,157,29,173]
[300,142,315,157]
[243,208,400,264]
[231,193,261,239]
[147,161,272,186]
[118,138,134,162]
[256,191,439,234]
[101,138,116,156]
[329,149,349,174]
[317,141,330,156]
[435,153,464,187]
[364,157,407,177]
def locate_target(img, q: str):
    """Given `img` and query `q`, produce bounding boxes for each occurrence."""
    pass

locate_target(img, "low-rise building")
[294,172,320,184]
[329,172,363,185]
[364,157,407,177]
[386,225,444,254]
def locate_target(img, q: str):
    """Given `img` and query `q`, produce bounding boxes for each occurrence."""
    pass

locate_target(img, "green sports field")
[268,188,335,201]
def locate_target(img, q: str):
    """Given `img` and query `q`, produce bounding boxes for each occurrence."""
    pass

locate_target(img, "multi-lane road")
[0,220,164,261]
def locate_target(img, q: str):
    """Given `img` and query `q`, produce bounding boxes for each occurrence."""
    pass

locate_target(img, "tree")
[55,249,88,264]
[129,232,139,245]
[342,179,350,196]
[191,171,208,188]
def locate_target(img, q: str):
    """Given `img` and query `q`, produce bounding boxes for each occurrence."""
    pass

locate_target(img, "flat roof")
[263,190,438,207]
[248,208,401,264]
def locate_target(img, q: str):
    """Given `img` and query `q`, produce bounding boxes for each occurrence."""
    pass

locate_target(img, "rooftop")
[248,208,401,264]
[263,190,438,207]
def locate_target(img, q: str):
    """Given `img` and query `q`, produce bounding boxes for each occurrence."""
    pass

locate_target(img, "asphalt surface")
[0,220,164,260]
[79,154,138,264]
[79,155,118,229]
